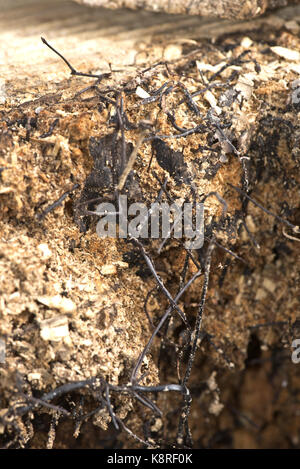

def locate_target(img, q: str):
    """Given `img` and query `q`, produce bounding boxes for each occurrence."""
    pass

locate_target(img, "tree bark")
[73,0,298,19]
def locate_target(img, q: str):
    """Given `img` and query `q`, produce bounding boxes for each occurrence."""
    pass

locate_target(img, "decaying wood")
[1,0,300,450]
[74,0,299,19]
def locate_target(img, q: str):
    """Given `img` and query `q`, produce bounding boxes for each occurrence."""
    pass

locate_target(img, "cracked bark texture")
[73,0,297,19]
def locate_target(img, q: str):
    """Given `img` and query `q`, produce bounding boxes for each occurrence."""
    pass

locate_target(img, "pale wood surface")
[1,0,300,86]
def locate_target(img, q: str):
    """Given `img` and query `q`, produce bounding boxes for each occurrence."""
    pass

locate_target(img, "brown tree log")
[73,0,298,19]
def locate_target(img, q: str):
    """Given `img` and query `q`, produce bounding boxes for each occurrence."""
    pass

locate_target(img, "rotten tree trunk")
[73,0,298,19]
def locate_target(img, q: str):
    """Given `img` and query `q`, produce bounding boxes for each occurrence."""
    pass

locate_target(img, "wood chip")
[100,264,117,275]
[37,295,76,314]
[40,316,69,342]
[271,46,300,62]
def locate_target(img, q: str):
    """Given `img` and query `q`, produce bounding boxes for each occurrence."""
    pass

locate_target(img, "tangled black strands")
[208,50,251,83]
[20,393,71,417]
[177,238,214,447]
[3,39,299,450]
[130,247,202,386]
[41,38,111,81]
[36,184,80,221]
[0,374,188,448]
[230,184,300,232]
[39,118,59,138]
[177,82,200,116]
